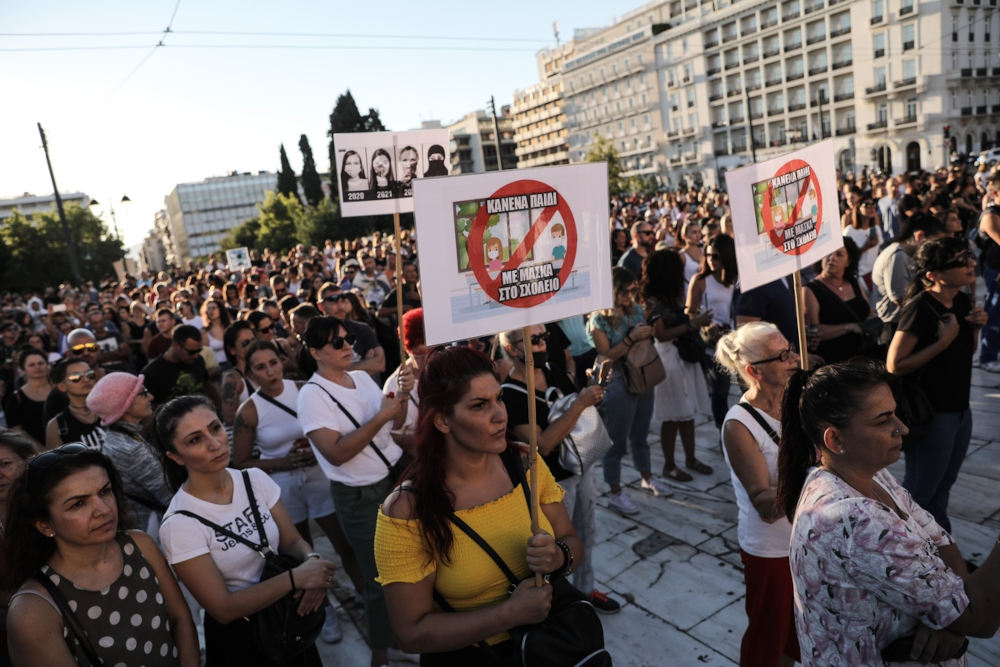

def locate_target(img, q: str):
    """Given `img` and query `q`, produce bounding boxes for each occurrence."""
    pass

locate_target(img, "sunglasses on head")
[27,443,90,484]
[66,370,97,383]
[326,334,356,350]
[70,342,99,354]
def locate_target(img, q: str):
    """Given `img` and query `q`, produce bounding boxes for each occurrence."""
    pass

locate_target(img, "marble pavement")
[311,366,1000,666]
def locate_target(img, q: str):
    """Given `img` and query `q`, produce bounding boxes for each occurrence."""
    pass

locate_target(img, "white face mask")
[487,247,500,260]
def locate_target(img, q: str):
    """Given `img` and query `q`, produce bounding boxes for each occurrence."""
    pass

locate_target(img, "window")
[902,23,916,50]
[784,27,802,49]
[873,32,886,57]
[905,98,917,117]
[876,101,888,122]
[903,58,916,79]
[872,0,884,19]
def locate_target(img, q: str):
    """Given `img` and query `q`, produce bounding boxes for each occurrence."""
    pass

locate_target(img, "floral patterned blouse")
[790,467,969,666]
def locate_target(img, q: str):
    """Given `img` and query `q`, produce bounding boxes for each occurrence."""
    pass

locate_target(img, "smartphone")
[596,359,613,387]
[52,304,67,313]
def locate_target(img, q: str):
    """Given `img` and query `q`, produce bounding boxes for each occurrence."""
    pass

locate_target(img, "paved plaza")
[312,366,1000,666]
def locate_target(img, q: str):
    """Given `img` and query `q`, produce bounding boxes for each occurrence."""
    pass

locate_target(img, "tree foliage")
[299,134,325,207]
[586,135,627,199]
[0,204,122,290]
[327,89,387,177]
[221,192,357,254]
[276,144,301,203]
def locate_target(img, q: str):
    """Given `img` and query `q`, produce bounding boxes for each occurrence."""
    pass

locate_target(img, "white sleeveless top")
[700,274,735,326]
[682,250,701,284]
[206,330,227,365]
[249,380,303,459]
[721,396,793,558]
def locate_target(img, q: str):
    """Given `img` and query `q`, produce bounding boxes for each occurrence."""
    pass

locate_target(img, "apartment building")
[512,43,574,169]
[446,109,519,174]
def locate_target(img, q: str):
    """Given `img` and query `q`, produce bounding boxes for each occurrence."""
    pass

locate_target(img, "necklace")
[822,276,846,292]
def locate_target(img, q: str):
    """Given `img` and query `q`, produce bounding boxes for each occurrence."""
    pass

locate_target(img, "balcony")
[770,138,788,147]
[903,40,914,51]
[993,104,1000,113]
[804,1,822,14]
[761,18,779,29]
[977,67,987,76]
[809,65,828,75]
[830,26,851,38]
[900,5,915,15]
[787,71,804,80]
[714,148,730,156]
[834,91,854,102]
[711,120,727,128]
[806,34,826,45]
[961,107,972,116]
[750,110,764,119]
[725,61,740,70]
[894,77,916,88]
[895,115,917,125]
[705,38,719,48]
[977,105,988,114]
[871,14,884,24]
[788,101,807,111]
[709,92,723,101]
[667,129,680,137]
[744,54,759,64]
[764,47,781,58]
[994,67,1000,75]
[746,82,762,91]
[785,42,802,52]
[782,11,800,21]
[961,68,973,77]
[683,76,691,83]
[729,89,742,97]
[866,82,887,94]
[867,120,888,130]
[707,66,721,76]
[835,125,856,135]
[766,77,783,87]
[874,48,885,58]
[669,155,682,164]
[767,106,785,115]
[832,59,852,70]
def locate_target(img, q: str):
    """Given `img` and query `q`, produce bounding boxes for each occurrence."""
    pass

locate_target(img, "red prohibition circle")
[467,179,577,308]
[760,159,823,256]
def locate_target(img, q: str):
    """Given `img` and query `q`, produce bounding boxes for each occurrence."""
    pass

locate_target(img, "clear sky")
[1,1,621,248]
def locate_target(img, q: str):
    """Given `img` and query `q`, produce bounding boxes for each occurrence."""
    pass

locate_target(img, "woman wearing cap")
[5,444,199,666]
[87,371,173,533]
[44,359,105,451]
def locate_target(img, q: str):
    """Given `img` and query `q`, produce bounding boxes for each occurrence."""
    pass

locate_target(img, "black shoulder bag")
[171,470,324,664]
[306,381,404,483]
[737,402,780,445]
[426,448,611,667]
[31,572,105,666]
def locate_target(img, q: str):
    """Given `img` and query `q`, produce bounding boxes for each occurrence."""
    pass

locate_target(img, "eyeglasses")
[934,251,975,271]
[27,443,90,484]
[324,294,345,303]
[66,370,97,383]
[70,342,99,355]
[326,334,356,350]
[514,332,549,346]
[749,346,795,365]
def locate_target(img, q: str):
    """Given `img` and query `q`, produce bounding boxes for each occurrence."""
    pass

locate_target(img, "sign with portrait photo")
[412,163,612,346]
[725,139,842,292]
[333,129,450,217]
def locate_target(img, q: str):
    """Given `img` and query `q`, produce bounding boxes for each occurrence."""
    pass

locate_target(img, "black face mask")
[523,351,548,368]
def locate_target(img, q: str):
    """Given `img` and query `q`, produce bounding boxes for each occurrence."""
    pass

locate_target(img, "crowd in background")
[0,157,999,665]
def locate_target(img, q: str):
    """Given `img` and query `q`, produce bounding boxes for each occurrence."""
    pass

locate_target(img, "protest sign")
[226,247,252,272]
[333,129,449,217]
[725,139,841,292]
[413,163,612,346]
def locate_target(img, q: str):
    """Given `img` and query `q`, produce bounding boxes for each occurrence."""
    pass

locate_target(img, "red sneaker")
[588,590,622,614]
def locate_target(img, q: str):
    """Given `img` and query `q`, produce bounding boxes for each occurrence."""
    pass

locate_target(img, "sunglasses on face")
[70,343,100,355]
[182,345,203,356]
[324,294,345,303]
[515,332,549,346]
[326,334,356,350]
[749,346,795,365]
[66,370,97,383]
[935,251,975,271]
[257,325,273,334]
[27,443,90,485]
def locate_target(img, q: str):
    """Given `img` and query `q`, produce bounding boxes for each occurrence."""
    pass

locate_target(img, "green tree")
[327,90,388,175]
[276,144,301,203]
[0,204,122,290]
[298,134,325,207]
[255,192,302,252]
[586,135,626,199]
[220,217,261,252]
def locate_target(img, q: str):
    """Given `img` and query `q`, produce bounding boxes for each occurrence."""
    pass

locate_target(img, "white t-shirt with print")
[297,371,401,486]
[159,467,281,592]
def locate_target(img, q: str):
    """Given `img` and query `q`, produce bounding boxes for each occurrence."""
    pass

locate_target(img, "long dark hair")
[904,236,968,303]
[408,346,499,564]
[640,248,685,307]
[4,448,127,589]
[340,150,366,193]
[297,316,347,377]
[776,358,893,520]
[153,395,218,489]
[696,233,738,286]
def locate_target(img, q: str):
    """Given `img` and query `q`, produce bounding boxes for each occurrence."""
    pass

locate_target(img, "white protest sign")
[413,163,612,346]
[333,129,450,217]
[226,247,252,272]
[725,139,842,292]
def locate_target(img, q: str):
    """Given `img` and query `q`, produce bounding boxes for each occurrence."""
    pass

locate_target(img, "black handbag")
[893,375,933,447]
[172,470,324,665]
[430,448,611,667]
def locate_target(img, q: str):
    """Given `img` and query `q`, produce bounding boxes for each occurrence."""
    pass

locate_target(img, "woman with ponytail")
[777,358,1000,665]
[887,236,987,532]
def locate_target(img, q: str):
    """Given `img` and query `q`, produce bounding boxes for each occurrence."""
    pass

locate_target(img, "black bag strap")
[737,402,780,446]
[32,571,105,666]
[255,388,298,419]
[170,471,270,555]
[306,381,394,472]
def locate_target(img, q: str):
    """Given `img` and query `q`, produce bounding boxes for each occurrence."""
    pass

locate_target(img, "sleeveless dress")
[37,532,178,665]
[805,278,869,363]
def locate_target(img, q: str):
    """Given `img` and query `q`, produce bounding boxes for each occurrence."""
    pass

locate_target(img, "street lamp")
[90,195,131,272]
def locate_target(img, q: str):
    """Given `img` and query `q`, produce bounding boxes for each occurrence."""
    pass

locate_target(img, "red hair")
[401,308,425,354]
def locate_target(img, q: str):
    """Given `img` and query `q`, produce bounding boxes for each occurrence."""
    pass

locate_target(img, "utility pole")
[38,123,82,285]
[487,96,504,172]
[744,90,758,163]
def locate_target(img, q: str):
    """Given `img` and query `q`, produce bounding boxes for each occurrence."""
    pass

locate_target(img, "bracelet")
[288,569,296,591]
[551,540,574,576]
[305,552,321,561]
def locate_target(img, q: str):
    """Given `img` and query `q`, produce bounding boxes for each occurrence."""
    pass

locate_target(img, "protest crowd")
[2,160,1000,666]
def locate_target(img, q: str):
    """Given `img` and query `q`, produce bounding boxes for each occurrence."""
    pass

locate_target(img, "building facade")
[446,109,519,174]
[0,192,89,220]
[162,171,274,265]
[511,43,575,169]
[524,0,1000,189]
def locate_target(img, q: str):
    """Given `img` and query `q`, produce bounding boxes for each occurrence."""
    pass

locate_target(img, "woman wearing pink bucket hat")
[87,372,173,531]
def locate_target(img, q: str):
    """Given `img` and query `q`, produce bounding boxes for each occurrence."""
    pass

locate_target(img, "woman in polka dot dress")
[3,444,199,666]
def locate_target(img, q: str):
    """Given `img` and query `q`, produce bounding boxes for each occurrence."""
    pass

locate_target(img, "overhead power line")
[0,29,548,43]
